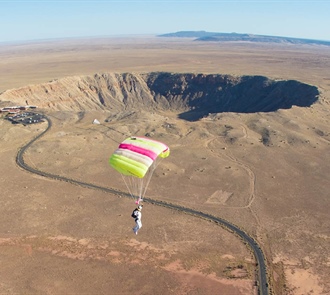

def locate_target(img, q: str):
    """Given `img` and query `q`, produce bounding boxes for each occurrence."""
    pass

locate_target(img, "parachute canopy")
[109,136,170,178]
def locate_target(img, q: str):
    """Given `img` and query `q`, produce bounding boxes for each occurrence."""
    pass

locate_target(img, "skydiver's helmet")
[137,205,143,211]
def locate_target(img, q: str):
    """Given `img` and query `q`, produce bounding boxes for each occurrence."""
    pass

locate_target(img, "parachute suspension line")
[130,175,140,200]
[129,158,166,204]
[141,157,164,199]
[121,174,144,204]
[133,176,141,201]
[141,163,155,199]
[138,176,144,200]
[120,174,135,200]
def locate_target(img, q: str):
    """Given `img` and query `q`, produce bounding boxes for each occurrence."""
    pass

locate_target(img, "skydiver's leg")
[133,223,138,234]
[133,220,142,234]
[133,220,139,234]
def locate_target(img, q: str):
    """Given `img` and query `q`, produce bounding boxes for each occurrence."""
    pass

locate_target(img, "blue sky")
[1,0,329,43]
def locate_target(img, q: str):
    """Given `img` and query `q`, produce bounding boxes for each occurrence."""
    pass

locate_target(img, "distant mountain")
[158,31,330,46]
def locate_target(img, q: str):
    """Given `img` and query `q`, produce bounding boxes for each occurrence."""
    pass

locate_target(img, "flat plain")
[0,37,330,294]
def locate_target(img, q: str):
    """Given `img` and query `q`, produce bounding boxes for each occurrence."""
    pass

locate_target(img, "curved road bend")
[16,114,269,295]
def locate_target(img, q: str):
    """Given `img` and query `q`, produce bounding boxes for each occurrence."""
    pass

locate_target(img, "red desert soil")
[0,37,330,294]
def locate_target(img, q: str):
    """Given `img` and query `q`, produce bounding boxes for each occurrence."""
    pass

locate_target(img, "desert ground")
[0,36,329,294]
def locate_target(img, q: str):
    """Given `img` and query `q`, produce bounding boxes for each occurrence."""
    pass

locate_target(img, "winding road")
[16,114,269,295]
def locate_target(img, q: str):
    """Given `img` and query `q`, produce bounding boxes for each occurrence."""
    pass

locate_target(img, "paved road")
[16,114,269,295]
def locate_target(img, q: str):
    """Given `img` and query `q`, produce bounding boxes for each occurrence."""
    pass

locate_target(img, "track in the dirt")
[16,114,269,295]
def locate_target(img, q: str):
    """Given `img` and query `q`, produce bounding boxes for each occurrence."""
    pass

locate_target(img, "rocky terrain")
[0,38,329,295]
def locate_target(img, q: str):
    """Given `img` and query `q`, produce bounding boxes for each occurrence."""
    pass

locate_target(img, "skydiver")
[132,205,143,235]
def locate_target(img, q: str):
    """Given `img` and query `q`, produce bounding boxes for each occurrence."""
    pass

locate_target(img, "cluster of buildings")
[0,105,37,114]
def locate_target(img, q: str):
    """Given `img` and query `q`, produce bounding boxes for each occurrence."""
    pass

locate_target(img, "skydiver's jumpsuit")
[133,210,142,235]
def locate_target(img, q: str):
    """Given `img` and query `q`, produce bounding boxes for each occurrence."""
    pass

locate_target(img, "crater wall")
[0,72,319,121]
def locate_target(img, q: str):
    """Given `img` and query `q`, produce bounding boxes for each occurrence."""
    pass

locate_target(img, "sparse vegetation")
[0,38,329,295]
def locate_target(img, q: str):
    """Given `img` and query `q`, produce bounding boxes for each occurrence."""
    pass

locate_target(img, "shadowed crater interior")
[145,73,319,121]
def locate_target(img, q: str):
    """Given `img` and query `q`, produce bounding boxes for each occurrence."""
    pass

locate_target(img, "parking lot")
[5,112,45,125]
